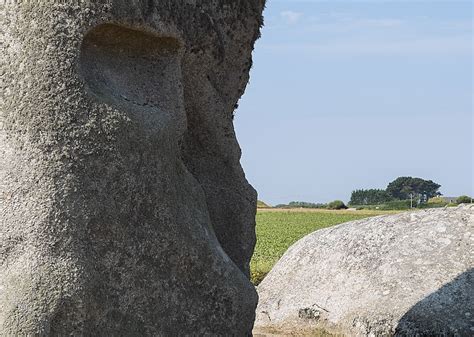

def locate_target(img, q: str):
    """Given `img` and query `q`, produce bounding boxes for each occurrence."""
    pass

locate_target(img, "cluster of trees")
[386,177,441,203]
[275,200,348,210]
[274,201,327,209]
[349,189,392,205]
[349,177,441,206]
[262,176,469,212]
[456,195,472,204]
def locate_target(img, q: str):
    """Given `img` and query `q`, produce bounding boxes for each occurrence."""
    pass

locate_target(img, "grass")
[250,208,400,285]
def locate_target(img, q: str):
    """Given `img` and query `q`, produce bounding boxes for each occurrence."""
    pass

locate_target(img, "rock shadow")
[395,268,473,336]
[79,24,184,134]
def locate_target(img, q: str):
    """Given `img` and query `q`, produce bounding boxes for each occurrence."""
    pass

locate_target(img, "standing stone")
[255,206,474,336]
[0,1,264,335]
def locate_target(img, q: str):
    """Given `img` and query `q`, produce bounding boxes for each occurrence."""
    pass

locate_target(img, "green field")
[250,209,399,284]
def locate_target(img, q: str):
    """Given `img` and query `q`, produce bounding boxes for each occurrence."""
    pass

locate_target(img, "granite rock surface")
[0,1,264,335]
[255,206,474,336]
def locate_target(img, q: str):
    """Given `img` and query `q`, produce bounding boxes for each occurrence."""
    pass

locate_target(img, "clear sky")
[234,0,473,205]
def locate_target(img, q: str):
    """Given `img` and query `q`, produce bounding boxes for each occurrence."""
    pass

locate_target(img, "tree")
[349,189,392,205]
[386,177,441,203]
[456,195,472,204]
[327,200,347,210]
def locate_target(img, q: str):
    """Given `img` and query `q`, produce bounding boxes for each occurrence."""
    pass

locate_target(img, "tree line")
[349,177,441,206]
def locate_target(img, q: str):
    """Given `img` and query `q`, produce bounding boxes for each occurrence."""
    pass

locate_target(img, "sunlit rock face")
[255,205,474,336]
[0,1,264,335]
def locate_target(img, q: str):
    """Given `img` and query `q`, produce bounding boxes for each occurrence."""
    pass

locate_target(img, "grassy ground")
[250,208,400,285]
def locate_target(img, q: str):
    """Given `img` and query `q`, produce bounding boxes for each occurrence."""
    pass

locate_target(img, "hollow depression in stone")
[79,24,184,130]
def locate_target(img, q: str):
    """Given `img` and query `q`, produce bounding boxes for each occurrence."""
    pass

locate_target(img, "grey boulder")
[255,205,474,336]
[1,1,264,335]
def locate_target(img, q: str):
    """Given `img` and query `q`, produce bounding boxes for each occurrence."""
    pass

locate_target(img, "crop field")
[250,209,400,284]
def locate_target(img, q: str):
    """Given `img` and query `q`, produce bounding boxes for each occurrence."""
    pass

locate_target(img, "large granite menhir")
[0,1,264,335]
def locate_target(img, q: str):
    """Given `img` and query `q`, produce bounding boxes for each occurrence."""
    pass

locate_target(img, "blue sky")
[234,0,473,205]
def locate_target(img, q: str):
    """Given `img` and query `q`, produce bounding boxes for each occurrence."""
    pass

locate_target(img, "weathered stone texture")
[0,1,264,335]
[255,206,474,336]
